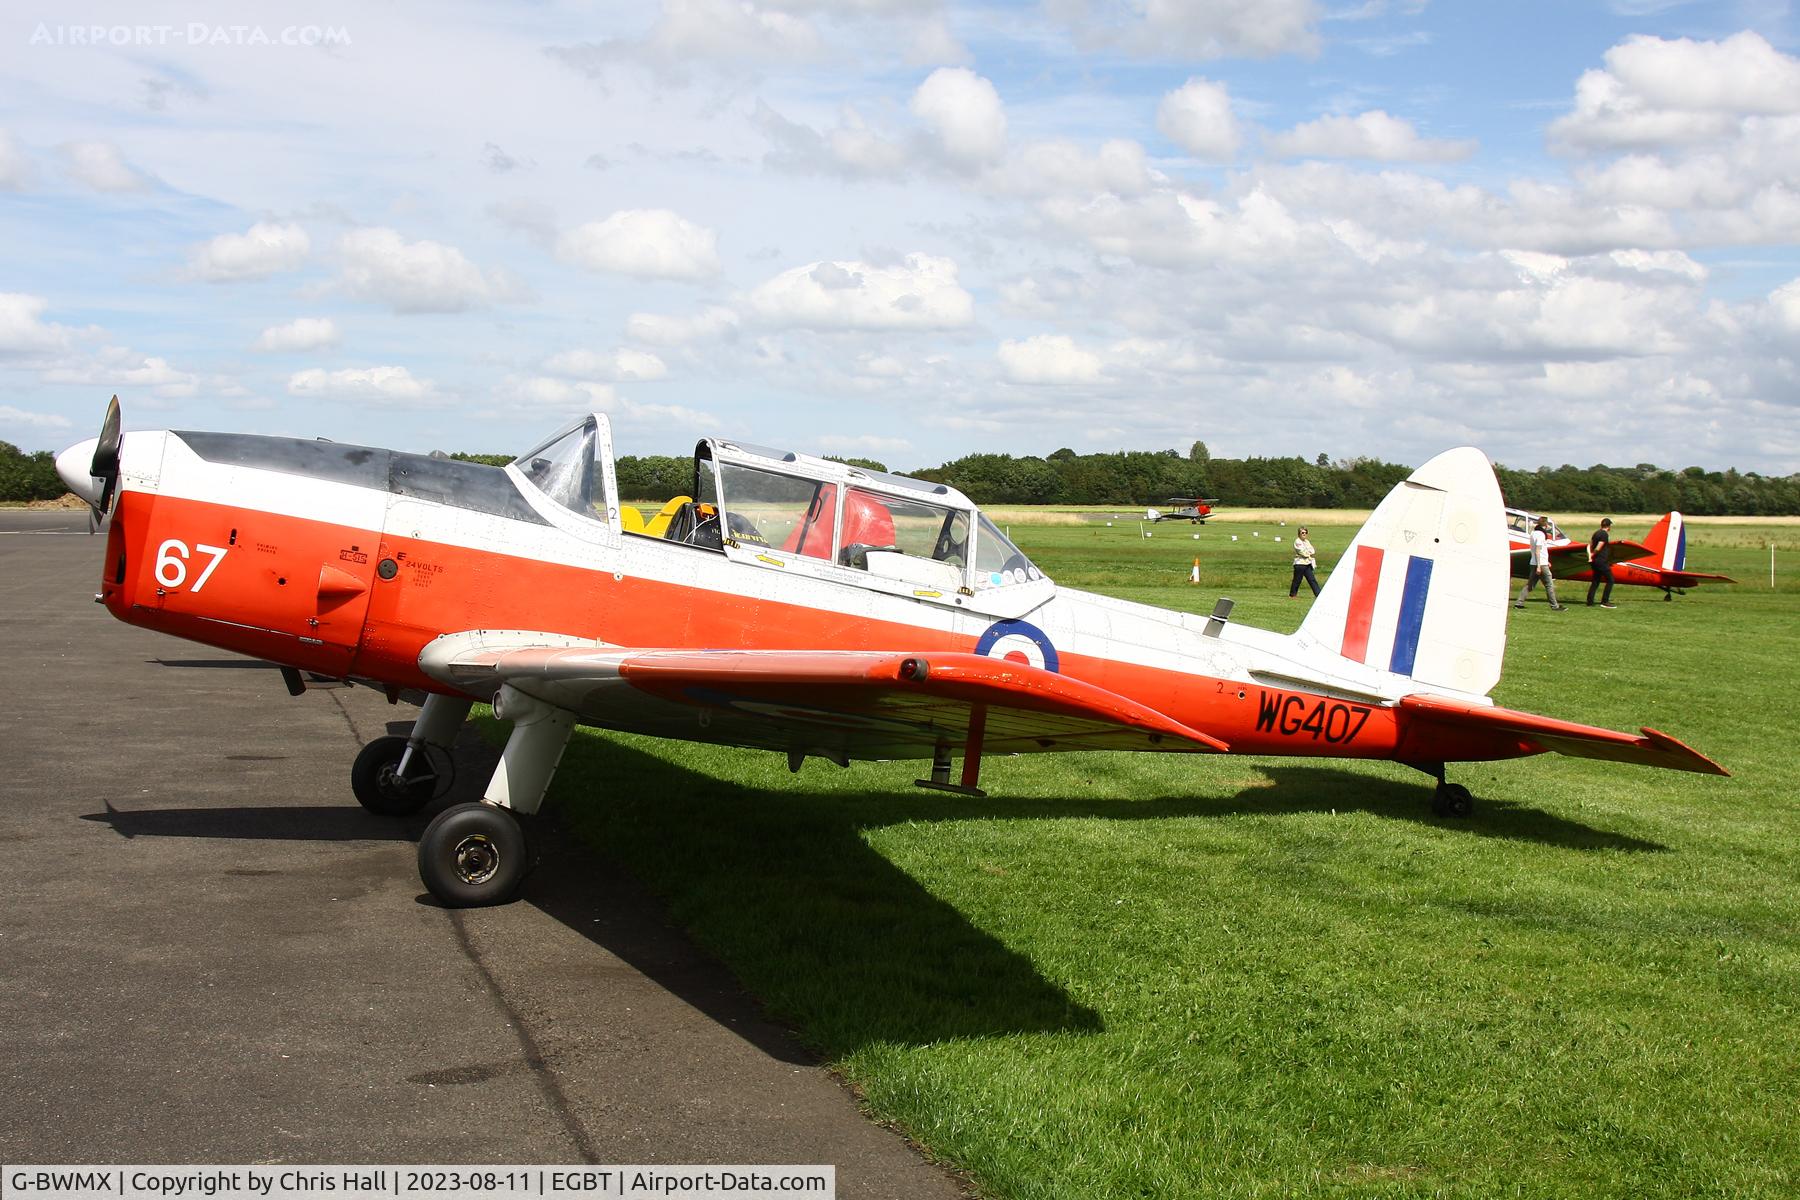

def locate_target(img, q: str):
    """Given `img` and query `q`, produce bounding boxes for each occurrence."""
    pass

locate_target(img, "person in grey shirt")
[1515,516,1567,611]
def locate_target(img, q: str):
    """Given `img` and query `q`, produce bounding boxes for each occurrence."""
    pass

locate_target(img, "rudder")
[1639,512,1686,571]
[1297,447,1510,698]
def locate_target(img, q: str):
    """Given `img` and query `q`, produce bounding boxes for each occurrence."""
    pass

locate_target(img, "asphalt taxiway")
[0,509,962,1195]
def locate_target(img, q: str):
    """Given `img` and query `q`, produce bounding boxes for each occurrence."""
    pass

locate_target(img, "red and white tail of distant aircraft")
[56,399,1726,906]
[1505,508,1736,599]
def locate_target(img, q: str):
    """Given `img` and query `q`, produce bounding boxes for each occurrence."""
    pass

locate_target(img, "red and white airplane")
[1505,508,1736,599]
[56,400,1726,906]
[1147,497,1219,524]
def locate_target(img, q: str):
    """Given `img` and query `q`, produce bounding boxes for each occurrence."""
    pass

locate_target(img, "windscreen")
[972,513,1043,589]
[512,417,599,516]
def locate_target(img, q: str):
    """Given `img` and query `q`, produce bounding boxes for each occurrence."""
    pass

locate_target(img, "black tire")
[417,802,527,907]
[1432,783,1474,819]
[351,735,435,817]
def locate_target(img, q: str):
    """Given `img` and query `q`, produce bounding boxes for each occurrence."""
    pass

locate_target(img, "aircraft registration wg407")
[56,399,1727,906]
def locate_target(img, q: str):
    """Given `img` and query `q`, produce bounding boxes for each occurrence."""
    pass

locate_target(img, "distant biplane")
[1146,497,1219,524]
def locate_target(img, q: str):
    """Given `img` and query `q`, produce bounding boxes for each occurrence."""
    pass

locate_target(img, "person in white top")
[1288,527,1321,598]
[1514,516,1567,611]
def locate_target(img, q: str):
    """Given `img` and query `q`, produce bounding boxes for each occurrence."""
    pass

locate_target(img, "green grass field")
[529,516,1798,1198]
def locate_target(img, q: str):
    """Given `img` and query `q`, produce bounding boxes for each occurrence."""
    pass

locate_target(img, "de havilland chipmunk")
[56,399,1726,906]
[1505,508,1736,599]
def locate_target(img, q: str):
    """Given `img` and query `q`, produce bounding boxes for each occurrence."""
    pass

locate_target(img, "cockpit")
[506,413,1050,612]
[1504,508,1568,542]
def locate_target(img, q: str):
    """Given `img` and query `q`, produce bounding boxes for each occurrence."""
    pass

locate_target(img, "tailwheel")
[1432,782,1474,819]
[351,735,440,816]
[418,802,527,907]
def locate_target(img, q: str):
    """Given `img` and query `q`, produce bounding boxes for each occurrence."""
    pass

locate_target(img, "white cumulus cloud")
[0,293,72,357]
[42,346,198,397]
[338,228,509,313]
[998,334,1104,384]
[542,348,669,380]
[1157,79,1241,162]
[0,129,29,190]
[1768,277,1800,333]
[748,254,974,330]
[1070,0,1322,59]
[288,366,436,405]
[910,68,1007,167]
[1551,31,1800,151]
[626,306,741,345]
[62,140,152,192]
[0,405,71,434]
[993,138,1154,197]
[254,318,340,353]
[557,209,721,281]
[550,0,821,82]
[189,222,311,282]
[1266,111,1476,162]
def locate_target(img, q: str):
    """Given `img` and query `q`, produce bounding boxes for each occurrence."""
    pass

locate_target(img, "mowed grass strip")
[521,519,1796,1198]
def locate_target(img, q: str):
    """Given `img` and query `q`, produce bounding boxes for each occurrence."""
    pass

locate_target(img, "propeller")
[91,394,122,514]
[54,394,123,517]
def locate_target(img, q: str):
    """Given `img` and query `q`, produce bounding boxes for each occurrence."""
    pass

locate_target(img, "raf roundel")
[973,618,1061,674]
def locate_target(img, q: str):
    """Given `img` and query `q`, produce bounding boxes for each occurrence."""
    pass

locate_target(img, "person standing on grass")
[1515,516,1567,611]
[1587,517,1617,608]
[1289,527,1321,598]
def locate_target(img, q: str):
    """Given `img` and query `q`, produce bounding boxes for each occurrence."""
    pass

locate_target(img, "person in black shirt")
[1586,517,1616,608]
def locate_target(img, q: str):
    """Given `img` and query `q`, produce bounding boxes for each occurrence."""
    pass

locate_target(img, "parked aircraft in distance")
[1505,508,1735,599]
[1146,497,1219,524]
[57,399,1726,906]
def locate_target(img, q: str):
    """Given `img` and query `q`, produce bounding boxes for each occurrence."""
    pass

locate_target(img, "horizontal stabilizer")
[1398,694,1728,776]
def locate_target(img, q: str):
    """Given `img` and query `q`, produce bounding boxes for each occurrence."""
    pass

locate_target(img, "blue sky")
[3,0,1798,475]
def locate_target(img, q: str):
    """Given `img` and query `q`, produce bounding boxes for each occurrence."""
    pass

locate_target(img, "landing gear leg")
[1408,761,1474,818]
[350,693,472,816]
[417,684,575,907]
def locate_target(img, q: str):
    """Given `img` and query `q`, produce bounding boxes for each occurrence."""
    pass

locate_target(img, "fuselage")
[89,427,1530,771]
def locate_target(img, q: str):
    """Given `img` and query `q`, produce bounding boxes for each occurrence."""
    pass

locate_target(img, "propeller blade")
[91,395,121,514]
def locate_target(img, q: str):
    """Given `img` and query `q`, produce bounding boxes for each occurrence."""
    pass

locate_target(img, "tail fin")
[1638,511,1686,570]
[1298,447,1509,697]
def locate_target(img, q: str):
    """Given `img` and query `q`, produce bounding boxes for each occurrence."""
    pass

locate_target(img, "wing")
[1397,694,1727,775]
[1541,540,1601,579]
[420,635,1229,762]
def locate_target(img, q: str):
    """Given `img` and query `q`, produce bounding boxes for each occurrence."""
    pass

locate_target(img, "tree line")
[8,439,1797,515]
[601,442,1800,516]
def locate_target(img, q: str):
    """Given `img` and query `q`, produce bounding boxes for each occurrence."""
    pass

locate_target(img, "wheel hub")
[377,763,412,799]
[451,833,499,885]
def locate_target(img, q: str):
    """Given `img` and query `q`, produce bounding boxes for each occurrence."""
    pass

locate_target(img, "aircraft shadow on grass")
[856,763,1669,854]
[77,728,1664,1059]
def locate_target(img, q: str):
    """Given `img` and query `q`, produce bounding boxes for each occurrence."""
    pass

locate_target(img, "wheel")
[351,735,436,816]
[417,802,527,907]
[1432,782,1474,818]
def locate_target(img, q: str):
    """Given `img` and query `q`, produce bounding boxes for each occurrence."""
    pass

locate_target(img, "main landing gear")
[351,686,577,907]
[1409,761,1474,818]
